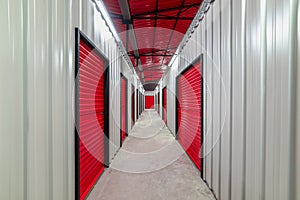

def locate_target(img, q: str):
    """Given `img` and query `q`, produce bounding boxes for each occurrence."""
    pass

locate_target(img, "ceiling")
[102,0,203,90]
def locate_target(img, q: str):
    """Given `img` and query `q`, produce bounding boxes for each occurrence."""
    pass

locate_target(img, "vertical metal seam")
[218,0,222,198]
[204,18,208,182]
[288,0,299,199]
[64,0,69,199]
[260,0,267,199]
[22,0,29,199]
[210,6,214,189]
[228,0,233,198]
[48,0,53,199]
[241,0,247,198]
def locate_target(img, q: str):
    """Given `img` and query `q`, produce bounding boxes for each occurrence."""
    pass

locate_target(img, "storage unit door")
[145,95,154,109]
[78,35,106,199]
[131,85,135,126]
[121,76,127,142]
[176,62,202,171]
[163,87,167,123]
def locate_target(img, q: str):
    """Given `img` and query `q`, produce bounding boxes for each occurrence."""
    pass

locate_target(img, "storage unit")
[176,58,202,173]
[121,75,128,143]
[145,95,154,109]
[162,87,167,124]
[75,29,109,200]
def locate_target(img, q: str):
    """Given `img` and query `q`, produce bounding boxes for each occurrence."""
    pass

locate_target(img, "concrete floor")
[87,110,215,200]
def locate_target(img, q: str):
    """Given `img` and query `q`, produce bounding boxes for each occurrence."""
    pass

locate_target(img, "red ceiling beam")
[160,0,186,66]
[132,16,194,20]
[132,3,200,17]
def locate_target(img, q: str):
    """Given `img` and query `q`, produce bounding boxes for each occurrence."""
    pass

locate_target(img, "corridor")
[1,0,300,199]
[87,110,215,200]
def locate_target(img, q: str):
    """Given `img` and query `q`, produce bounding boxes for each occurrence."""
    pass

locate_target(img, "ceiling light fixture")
[94,0,120,42]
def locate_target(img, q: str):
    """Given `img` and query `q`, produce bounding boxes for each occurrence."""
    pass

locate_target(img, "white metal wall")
[0,0,138,199]
[165,0,300,199]
[164,58,178,135]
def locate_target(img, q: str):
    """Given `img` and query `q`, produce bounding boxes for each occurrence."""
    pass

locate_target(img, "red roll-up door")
[121,76,127,142]
[76,30,108,200]
[163,87,167,124]
[145,96,154,109]
[176,61,202,172]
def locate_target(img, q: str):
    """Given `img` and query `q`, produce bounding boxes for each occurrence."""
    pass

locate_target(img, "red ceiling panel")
[134,27,155,50]
[102,0,202,90]
[158,0,182,10]
[129,0,157,15]
[102,0,122,14]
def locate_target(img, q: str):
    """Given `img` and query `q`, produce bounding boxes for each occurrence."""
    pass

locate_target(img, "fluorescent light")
[161,65,168,70]
[168,55,177,67]
[95,0,120,42]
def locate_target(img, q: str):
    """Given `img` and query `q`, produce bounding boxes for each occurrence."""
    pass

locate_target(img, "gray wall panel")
[163,0,300,199]
[0,0,138,199]
[244,0,262,199]
[219,0,232,199]
[230,0,245,199]
[211,2,221,197]
[205,11,213,188]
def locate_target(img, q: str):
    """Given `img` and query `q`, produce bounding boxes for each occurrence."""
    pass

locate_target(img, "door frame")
[75,28,110,200]
[175,54,203,177]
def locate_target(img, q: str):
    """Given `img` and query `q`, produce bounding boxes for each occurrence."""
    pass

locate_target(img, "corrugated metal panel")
[211,2,221,197]
[165,0,300,199]
[244,0,262,199]
[141,92,143,114]
[78,35,106,200]
[219,0,231,199]
[166,58,178,135]
[177,61,202,171]
[131,85,135,126]
[145,96,154,109]
[158,92,160,115]
[139,91,143,115]
[0,0,139,199]
[204,8,213,189]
